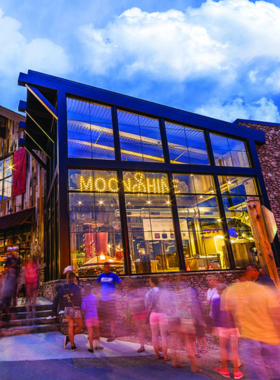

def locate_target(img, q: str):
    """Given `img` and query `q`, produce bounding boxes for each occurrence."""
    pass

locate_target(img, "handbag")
[65,285,82,319]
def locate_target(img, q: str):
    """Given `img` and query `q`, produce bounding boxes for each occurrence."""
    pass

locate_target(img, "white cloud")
[0,9,71,79]
[195,97,280,123]
[77,0,280,88]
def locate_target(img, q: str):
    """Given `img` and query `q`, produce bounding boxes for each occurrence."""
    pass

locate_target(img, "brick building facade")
[236,120,280,241]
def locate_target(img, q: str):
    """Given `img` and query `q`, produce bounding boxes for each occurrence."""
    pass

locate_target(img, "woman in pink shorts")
[81,284,102,353]
[145,277,169,361]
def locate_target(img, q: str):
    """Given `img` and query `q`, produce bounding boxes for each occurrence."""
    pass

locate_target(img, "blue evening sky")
[1,0,280,122]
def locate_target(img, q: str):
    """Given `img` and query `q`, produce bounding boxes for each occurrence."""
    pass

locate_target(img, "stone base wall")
[238,122,280,240]
[42,270,244,320]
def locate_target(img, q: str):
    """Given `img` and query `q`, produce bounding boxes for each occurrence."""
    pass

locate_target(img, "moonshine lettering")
[77,173,179,194]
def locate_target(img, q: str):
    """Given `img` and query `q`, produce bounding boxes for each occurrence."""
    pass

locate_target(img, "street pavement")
[0,332,248,380]
[0,332,212,380]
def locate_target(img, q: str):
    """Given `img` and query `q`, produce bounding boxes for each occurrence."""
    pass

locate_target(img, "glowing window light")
[95,177,106,192]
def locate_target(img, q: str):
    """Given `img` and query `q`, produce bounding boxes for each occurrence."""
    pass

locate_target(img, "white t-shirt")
[207,287,219,317]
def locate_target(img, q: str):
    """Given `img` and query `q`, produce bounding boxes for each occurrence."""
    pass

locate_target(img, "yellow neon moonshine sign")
[78,173,181,194]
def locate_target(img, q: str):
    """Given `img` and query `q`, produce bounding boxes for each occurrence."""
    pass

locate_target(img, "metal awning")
[0,207,35,230]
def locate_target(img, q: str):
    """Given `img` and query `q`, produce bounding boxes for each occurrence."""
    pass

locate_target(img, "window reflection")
[165,122,209,165]
[174,174,229,271]
[218,176,259,268]
[67,98,115,160]
[210,134,250,168]
[218,176,257,196]
[0,156,13,200]
[118,110,164,162]
[123,172,179,274]
[68,170,124,277]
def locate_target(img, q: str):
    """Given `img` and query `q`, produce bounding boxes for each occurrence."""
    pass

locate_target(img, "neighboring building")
[0,105,45,276]
[17,70,280,281]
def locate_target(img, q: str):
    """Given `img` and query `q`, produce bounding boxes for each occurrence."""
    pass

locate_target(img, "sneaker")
[107,334,115,342]
[59,310,65,315]
[64,335,70,349]
[71,345,78,352]
[234,370,243,379]
[88,349,94,354]
[213,366,230,378]
[46,315,56,320]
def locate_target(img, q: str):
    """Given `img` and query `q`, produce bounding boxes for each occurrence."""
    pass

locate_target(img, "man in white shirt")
[206,275,219,317]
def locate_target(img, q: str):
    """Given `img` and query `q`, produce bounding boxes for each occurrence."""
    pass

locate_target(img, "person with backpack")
[55,272,83,351]
[145,277,169,361]
[25,256,40,318]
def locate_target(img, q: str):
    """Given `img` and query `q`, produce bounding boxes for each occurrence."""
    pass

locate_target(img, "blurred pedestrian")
[7,252,20,307]
[222,279,280,379]
[145,277,169,361]
[25,256,40,318]
[82,283,102,353]
[177,286,204,373]
[206,275,219,332]
[96,262,122,342]
[245,263,275,287]
[1,263,16,323]
[20,266,26,305]
[191,287,207,356]
[129,287,148,353]
[212,284,242,379]
[56,272,83,351]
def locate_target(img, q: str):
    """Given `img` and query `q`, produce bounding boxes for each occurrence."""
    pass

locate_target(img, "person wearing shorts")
[212,284,242,379]
[96,262,122,342]
[129,287,148,353]
[55,272,83,351]
[145,277,169,361]
[81,284,102,353]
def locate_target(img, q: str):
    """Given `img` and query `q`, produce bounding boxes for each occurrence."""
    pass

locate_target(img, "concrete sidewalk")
[0,332,155,361]
[0,332,212,380]
[0,331,249,379]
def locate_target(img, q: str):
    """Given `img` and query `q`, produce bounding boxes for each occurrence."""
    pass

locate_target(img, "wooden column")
[246,197,280,289]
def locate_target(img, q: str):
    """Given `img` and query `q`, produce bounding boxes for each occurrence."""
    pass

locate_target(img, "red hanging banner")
[12,148,27,197]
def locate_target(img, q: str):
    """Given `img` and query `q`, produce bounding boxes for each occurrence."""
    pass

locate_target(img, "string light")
[79,175,93,191]
[108,178,119,192]
[95,177,106,192]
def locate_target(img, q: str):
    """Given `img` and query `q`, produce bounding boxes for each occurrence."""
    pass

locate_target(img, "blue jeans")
[240,338,280,380]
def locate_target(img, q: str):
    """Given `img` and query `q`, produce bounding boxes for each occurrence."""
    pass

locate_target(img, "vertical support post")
[167,171,185,271]
[56,91,70,278]
[205,130,235,270]
[159,118,170,164]
[246,197,280,289]
[214,174,235,270]
[111,106,121,162]
[118,169,131,275]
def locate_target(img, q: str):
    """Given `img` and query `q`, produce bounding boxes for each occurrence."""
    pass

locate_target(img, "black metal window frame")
[18,70,278,279]
[64,95,269,276]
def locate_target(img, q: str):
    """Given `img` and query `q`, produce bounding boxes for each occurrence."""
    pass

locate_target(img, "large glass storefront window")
[123,172,179,274]
[210,134,250,168]
[117,110,164,162]
[173,174,230,271]
[0,156,13,200]
[67,98,115,160]
[68,170,124,277]
[165,122,209,165]
[219,175,259,268]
